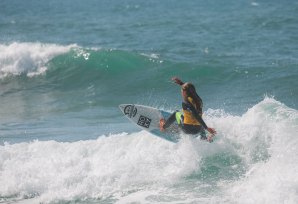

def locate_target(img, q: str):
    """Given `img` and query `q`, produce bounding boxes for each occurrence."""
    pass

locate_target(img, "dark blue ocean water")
[1,0,298,203]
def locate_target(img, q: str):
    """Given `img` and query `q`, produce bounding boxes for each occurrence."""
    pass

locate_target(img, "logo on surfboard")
[124,105,137,118]
[137,115,151,128]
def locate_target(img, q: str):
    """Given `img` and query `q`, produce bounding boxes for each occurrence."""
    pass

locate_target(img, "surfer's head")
[171,77,202,109]
[181,82,203,111]
[181,82,197,99]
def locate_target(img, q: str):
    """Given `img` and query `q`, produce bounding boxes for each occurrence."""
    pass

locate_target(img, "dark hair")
[182,83,203,113]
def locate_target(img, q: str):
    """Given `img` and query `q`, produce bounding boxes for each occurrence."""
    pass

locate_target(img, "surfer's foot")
[159,118,165,132]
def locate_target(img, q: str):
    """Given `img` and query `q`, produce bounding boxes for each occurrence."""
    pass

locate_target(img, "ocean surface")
[1,0,298,203]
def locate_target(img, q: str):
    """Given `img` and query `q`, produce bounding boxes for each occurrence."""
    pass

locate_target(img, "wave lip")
[207,97,298,204]
[0,42,76,78]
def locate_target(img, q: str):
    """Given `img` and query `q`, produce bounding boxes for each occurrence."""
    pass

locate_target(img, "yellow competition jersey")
[182,97,202,126]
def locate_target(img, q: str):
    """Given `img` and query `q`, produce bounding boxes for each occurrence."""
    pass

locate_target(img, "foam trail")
[0,42,76,78]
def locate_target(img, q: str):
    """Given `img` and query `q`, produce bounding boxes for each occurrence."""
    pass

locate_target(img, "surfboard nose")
[119,104,138,118]
[119,104,131,113]
[118,104,126,113]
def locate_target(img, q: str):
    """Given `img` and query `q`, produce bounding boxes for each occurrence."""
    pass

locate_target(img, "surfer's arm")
[172,77,184,85]
[187,104,216,135]
[187,104,208,129]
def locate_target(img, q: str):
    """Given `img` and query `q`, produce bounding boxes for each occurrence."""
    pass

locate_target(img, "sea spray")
[1,98,297,203]
[222,98,298,204]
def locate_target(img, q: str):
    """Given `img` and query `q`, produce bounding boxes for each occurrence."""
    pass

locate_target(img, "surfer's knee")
[175,111,183,125]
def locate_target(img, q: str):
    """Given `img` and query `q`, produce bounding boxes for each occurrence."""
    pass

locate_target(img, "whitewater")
[1,97,298,203]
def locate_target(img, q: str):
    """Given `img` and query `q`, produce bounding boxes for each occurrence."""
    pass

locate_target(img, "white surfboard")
[119,104,181,142]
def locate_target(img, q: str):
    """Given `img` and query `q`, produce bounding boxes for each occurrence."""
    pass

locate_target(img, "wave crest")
[0,42,76,78]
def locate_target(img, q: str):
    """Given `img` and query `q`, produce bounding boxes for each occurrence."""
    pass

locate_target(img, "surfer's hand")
[159,119,166,132]
[207,127,216,135]
[171,77,184,85]
[207,135,214,143]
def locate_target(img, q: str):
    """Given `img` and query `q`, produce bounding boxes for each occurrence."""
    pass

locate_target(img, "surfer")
[159,77,216,142]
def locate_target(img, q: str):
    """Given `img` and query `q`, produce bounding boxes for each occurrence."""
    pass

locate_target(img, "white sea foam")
[222,98,298,204]
[251,2,259,6]
[204,97,298,204]
[0,42,76,78]
[0,98,297,203]
[0,131,206,203]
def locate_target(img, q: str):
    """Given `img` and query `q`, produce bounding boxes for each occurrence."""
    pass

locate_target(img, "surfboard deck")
[119,104,181,142]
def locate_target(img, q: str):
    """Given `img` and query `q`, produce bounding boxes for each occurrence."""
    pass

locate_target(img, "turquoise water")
[1,0,298,203]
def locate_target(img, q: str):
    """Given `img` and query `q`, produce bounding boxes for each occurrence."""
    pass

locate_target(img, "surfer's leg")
[182,124,205,137]
[160,111,178,131]
[164,111,177,128]
[175,111,183,125]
